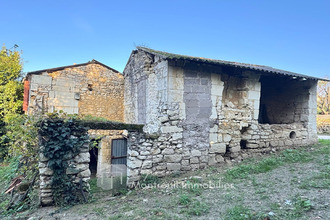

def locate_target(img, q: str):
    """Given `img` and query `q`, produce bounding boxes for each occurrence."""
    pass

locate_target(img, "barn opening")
[258,75,310,124]
[89,147,98,177]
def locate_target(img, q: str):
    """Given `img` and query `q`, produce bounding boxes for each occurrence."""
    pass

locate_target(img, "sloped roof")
[27,59,120,75]
[138,47,326,81]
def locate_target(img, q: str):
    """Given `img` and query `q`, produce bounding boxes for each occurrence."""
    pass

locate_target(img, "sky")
[1,0,330,78]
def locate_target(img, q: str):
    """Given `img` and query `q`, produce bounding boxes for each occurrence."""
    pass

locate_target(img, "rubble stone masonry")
[124,49,318,184]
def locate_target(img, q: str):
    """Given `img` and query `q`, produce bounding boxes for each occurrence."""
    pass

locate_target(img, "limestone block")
[39,153,48,162]
[164,154,182,163]
[278,140,285,147]
[230,146,241,153]
[156,165,166,170]
[200,155,209,163]
[161,126,183,133]
[128,159,142,169]
[79,169,91,178]
[209,143,226,153]
[140,151,150,156]
[159,116,169,123]
[210,125,219,133]
[167,163,181,171]
[40,198,53,206]
[76,163,89,171]
[252,135,260,139]
[208,155,217,166]
[66,167,80,175]
[151,148,161,155]
[216,155,225,163]
[209,133,218,143]
[223,134,232,142]
[191,149,202,157]
[74,152,90,163]
[40,167,53,176]
[190,157,199,164]
[39,162,46,168]
[246,143,259,149]
[181,166,192,171]
[142,160,152,169]
[162,148,175,155]
[181,160,190,166]
[152,155,163,163]
[141,169,152,175]
[130,150,139,157]
[172,133,183,141]
[218,134,223,142]
[241,134,251,139]
[270,141,278,147]
[285,140,293,146]
[191,164,200,170]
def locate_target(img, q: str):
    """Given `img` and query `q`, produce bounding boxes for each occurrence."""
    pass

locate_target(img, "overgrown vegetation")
[0,45,24,160]
[38,112,90,206]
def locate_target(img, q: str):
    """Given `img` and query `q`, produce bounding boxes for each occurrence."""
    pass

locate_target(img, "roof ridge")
[27,59,120,75]
[137,47,326,81]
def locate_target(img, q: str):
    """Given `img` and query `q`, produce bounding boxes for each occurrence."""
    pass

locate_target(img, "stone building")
[24,59,124,119]
[24,60,125,178]
[123,47,320,179]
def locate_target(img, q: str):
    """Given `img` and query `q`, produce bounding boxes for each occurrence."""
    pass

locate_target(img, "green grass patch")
[178,194,191,206]
[178,193,209,217]
[225,205,266,220]
[299,166,330,189]
[88,178,102,194]
[225,147,316,181]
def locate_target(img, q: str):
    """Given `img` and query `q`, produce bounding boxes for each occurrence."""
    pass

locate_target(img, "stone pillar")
[39,142,91,206]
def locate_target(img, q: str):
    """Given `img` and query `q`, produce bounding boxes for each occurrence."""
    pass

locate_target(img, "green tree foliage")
[0,45,24,159]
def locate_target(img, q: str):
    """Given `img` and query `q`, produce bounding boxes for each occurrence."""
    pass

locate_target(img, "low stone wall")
[39,142,90,206]
[126,122,317,185]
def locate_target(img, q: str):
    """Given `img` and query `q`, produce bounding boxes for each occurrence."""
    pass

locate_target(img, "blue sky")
[1,0,330,78]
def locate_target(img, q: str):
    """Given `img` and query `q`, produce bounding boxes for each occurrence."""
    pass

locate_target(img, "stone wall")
[124,49,318,182]
[26,63,124,121]
[39,141,90,206]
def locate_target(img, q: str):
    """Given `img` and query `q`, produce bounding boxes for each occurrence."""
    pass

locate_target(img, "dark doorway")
[89,147,98,177]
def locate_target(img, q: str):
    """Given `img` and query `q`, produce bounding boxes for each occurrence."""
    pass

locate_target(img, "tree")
[317,80,330,115]
[0,45,24,158]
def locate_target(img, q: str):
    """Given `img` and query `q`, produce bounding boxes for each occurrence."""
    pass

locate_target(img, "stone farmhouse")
[26,48,322,187]
[123,47,319,179]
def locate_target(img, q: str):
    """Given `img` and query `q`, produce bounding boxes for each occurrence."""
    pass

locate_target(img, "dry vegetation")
[317,115,330,133]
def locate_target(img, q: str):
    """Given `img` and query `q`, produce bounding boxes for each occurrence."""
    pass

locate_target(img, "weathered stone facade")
[124,47,318,182]
[27,60,127,195]
[24,60,124,121]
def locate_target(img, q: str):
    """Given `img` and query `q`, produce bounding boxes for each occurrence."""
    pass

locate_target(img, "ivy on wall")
[38,113,89,206]
[38,113,143,206]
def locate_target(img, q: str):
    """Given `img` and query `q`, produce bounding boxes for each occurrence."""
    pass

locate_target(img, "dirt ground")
[5,141,330,220]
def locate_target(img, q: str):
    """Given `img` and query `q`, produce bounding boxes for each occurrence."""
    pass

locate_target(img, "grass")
[224,146,317,181]
[225,205,262,220]
[0,157,20,215]
[299,165,330,189]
